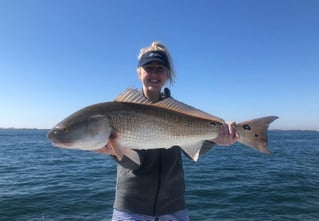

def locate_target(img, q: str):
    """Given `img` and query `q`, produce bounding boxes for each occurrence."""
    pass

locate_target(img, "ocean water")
[0,129,318,221]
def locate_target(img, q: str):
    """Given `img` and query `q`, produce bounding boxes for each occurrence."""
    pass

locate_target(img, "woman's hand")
[213,122,240,146]
[93,135,124,160]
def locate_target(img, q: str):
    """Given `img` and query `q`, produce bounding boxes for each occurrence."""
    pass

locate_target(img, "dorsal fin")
[115,88,154,105]
[115,88,225,123]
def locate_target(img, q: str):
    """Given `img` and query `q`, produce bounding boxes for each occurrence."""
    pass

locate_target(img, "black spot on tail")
[243,124,251,130]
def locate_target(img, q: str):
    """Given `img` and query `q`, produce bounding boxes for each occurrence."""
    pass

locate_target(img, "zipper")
[152,150,162,216]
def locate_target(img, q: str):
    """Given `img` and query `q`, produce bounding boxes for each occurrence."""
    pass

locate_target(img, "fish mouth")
[47,126,74,148]
[50,141,73,148]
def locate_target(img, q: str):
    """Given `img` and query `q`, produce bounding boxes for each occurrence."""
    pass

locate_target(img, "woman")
[95,41,239,221]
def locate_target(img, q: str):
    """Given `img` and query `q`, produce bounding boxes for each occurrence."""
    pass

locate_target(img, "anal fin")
[181,141,212,161]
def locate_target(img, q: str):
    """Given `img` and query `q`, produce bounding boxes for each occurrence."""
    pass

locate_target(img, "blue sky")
[0,0,318,130]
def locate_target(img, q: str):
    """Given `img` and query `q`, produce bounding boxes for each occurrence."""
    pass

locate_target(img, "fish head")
[47,114,112,150]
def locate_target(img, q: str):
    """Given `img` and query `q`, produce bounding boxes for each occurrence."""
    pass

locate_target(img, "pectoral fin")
[121,146,141,166]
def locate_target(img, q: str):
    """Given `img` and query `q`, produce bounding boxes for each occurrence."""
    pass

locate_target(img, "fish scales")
[108,102,220,150]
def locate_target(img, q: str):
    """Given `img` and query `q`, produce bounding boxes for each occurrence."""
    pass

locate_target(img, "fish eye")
[56,125,67,133]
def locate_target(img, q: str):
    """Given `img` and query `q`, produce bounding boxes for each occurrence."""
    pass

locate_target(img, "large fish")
[47,89,278,161]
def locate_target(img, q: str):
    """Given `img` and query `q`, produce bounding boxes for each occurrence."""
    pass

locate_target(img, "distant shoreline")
[1,128,318,132]
[0,128,49,130]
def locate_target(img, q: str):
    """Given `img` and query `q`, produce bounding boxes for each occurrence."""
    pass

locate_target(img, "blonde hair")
[137,41,175,85]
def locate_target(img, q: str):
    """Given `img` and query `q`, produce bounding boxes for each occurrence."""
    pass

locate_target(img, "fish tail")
[236,116,278,153]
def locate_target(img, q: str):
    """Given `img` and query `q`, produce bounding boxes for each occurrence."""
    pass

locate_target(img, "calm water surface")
[0,129,318,220]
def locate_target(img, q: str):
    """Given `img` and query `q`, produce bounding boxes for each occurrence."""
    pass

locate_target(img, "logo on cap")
[149,52,161,57]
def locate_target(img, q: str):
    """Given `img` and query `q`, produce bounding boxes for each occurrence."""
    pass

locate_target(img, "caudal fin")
[236,116,278,153]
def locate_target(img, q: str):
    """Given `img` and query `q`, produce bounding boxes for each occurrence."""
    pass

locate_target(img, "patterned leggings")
[111,209,190,221]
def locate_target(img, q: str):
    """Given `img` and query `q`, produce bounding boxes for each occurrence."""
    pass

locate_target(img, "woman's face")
[138,61,168,93]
